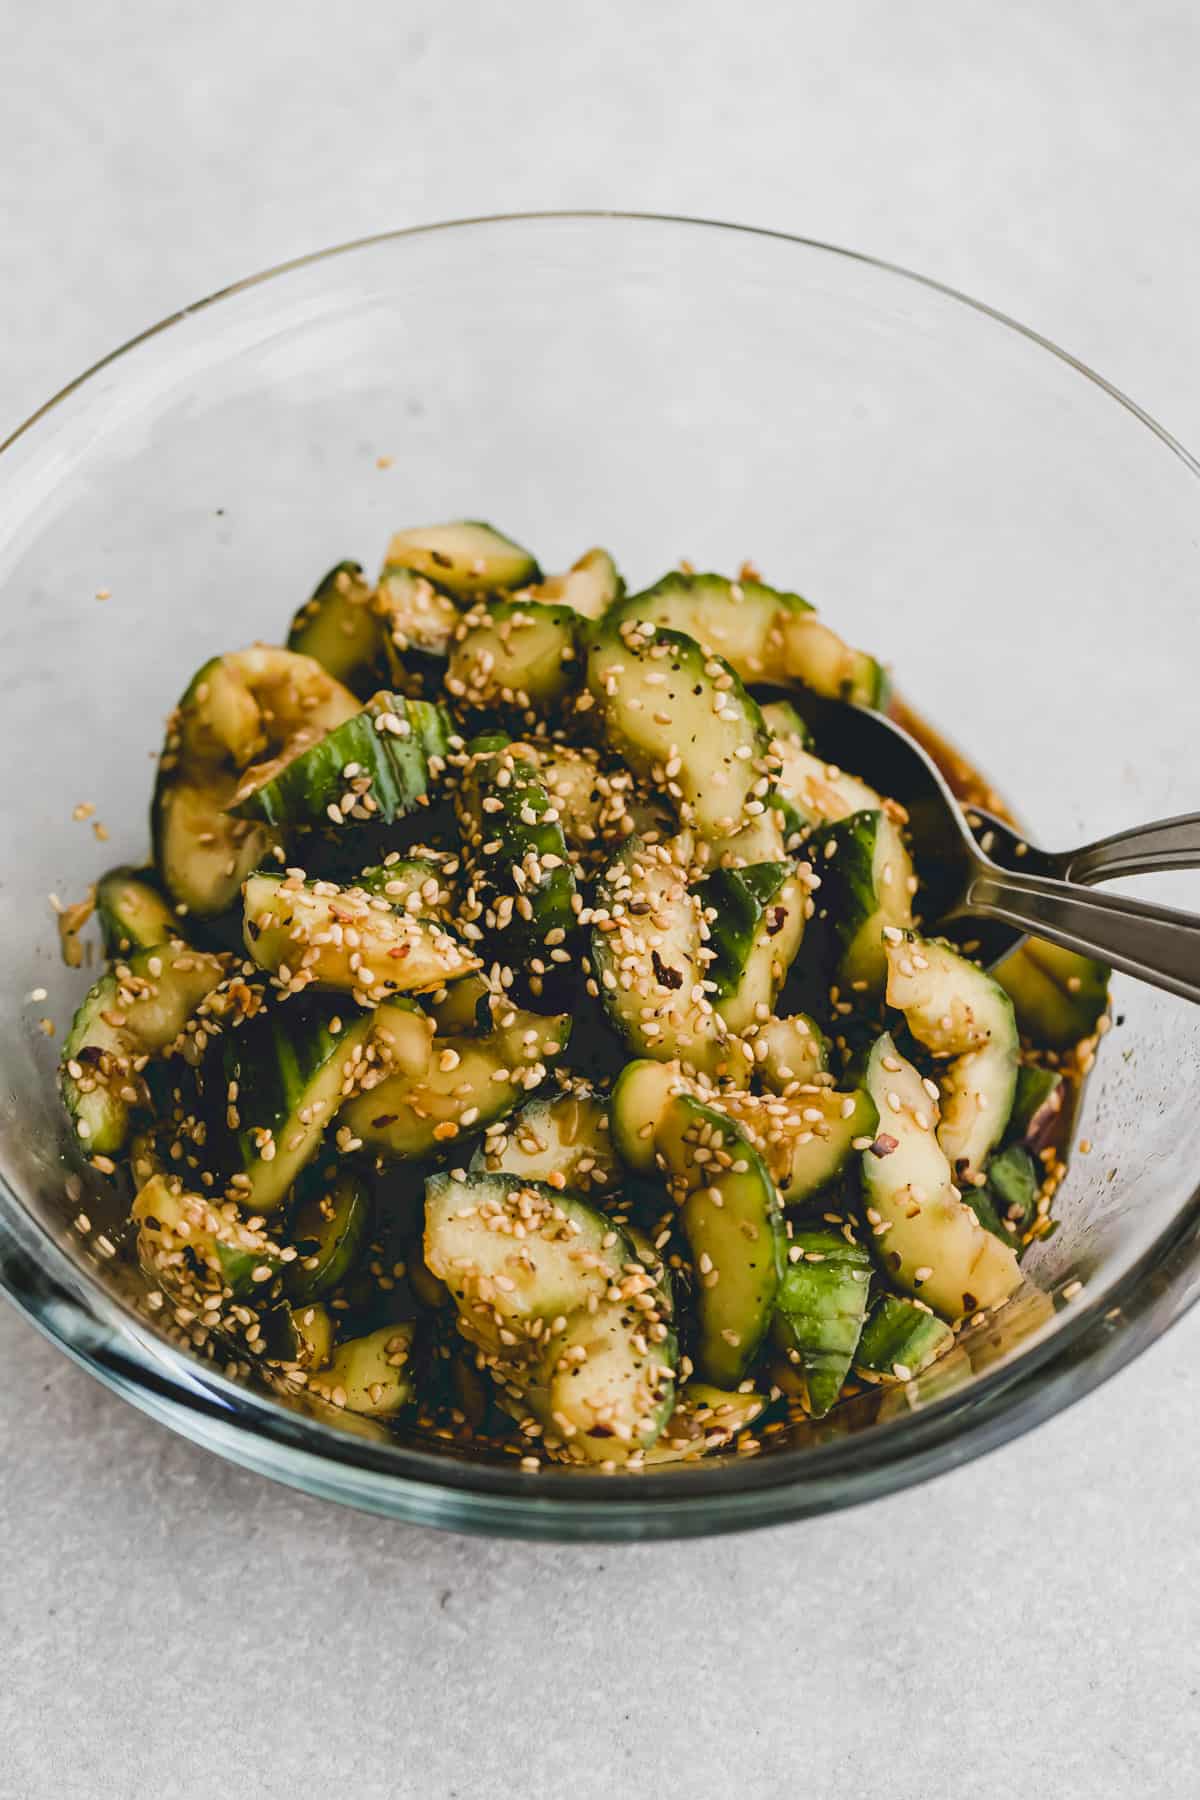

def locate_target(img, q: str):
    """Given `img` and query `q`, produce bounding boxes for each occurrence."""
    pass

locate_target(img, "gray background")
[3,3,1199,1795]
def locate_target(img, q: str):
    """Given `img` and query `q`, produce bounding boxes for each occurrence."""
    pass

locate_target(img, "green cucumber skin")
[234,693,450,828]
[94,867,177,956]
[284,1167,373,1304]
[703,862,792,1000]
[220,997,360,1191]
[855,1294,952,1379]
[992,938,1110,1050]
[459,743,577,962]
[772,1227,873,1417]
[286,561,384,691]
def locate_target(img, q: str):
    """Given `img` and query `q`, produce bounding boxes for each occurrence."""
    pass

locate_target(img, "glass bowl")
[3,212,1198,1541]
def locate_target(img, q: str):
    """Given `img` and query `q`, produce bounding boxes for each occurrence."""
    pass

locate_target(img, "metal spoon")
[788,688,1200,1004]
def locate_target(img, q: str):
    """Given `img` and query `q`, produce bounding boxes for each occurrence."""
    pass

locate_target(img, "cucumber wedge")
[761,699,814,752]
[756,1013,829,1092]
[885,933,1018,1173]
[383,520,540,598]
[654,1092,785,1385]
[310,1320,417,1416]
[133,1174,284,1306]
[771,1227,873,1416]
[860,1032,1021,1319]
[991,937,1110,1050]
[95,867,177,956]
[703,862,808,1036]
[287,560,384,691]
[609,570,812,681]
[355,856,456,919]
[456,739,577,975]
[153,771,278,919]
[717,1083,879,1207]
[642,1383,767,1463]
[447,598,581,710]
[769,737,884,827]
[775,612,888,707]
[805,808,915,998]
[283,1166,373,1304]
[375,565,459,685]
[242,872,479,999]
[526,547,621,620]
[854,1292,953,1381]
[469,1087,617,1194]
[586,620,774,841]
[543,1298,677,1463]
[232,691,451,828]
[609,1056,688,1175]
[340,1007,571,1158]
[60,944,227,1154]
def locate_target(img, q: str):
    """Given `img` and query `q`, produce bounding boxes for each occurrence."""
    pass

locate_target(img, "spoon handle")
[964,865,1200,1005]
[1062,813,1200,886]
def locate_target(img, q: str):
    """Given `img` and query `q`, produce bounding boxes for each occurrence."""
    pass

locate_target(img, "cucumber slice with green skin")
[1006,1064,1063,1152]
[287,561,384,692]
[133,1174,283,1305]
[456,740,578,974]
[525,547,622,621]
[95,867,177,956]
[155,646,359,917]
[705,805,790,868]
[885,934,1018,1174]
[717,1083,879,1207]
[424,1170,674,1461]
[854,1292,953,1381]
[860,1032,1021,1318]
[283,1166,372,1303]
[60,945,227,1154]
[586,620,775,841]
[534,744,668,854]
[310,1320,418,1416]
[609,570,812,683]
[804,808,915,998]
[761,699,814,752]
[232,691,452,828]
[447,598,581,710]
[756,1013,829,1093]
[642,1383,767,1463]
[222,997,428,1212]
[609,1056,687,1175]
[242,872,479,1000]
[771,1227,873,1417]
[591,833,740,1081]
[383,520,540,598]
[654,1092,786,1386]
[355,857,456,919]
[469,1087,616,1194]
[775,612,888,708]
[340,1007,571,1159]
[426,970,493,1034]
[703,862,808,1036]
[991,937,1110,1050]
[375,565,459,678]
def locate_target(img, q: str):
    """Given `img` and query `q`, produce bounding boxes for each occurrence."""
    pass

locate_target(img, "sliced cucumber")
[355,856,456,920]
[854,1292,953,1381]
[610,570,812,682]
[383,520,540,598]
[718,1083,879,1207]
[153,771,277,919]
[771,1227,873,1417]
[310,1321,417,1416]
[608,1056,687,1175]
[526,547,621,620]
[447,598,581,710]
[286,561,383,691]
[860,1032,1021,1318]
[283,1166,372,1303]
[375,565,459,678]
[761,699,814,752]
[60,944,227,1154]
[222,998,426,1211]
[885,933,1018,1173]
[642,1383,767,1463]
[424,1170,674,1461]
[456,739,577,973]
[805,808,914,998]
[586,620,774,841]
[95,867,177,956]
[285,1301,335,1369]
[703,862,807,1036]
[426,969,493,1034]
[242,872,478,999]
[654,1092,785,1386]
[755,1013,829,1092]
[775,612,887,707]
[133,1174,283,1305]
[469,1087,617,1194]
[340,1007,571,1158]
[232,691,451,828]
[591,833,736,1080]
[992,937,1110,1050]
[769,738,883,827]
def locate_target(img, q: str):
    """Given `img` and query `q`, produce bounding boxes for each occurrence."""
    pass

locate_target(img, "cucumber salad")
[58,522,1109,1470]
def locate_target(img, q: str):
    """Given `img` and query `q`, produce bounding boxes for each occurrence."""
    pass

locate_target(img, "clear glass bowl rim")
[3,209,1198,1541]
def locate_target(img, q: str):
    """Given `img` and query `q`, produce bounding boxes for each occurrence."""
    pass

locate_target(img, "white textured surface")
[3,5,1200,1795]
